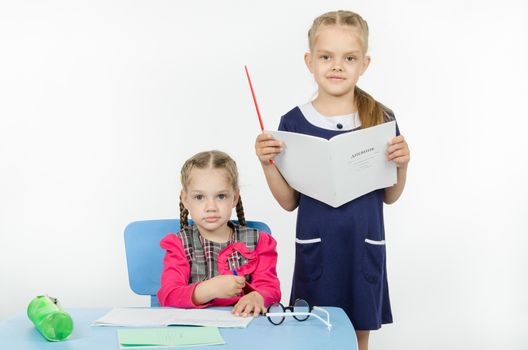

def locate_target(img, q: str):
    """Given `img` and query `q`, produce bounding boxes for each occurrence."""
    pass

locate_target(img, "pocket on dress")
[295,236,323,282]
[362,238,386,284]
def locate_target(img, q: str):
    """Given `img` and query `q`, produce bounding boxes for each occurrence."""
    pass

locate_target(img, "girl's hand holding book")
[387,135,410,169]
[255,133,282,166]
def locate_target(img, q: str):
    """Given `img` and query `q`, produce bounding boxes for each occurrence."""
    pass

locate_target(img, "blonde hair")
[179,150,246,229]
[308,10,390,128]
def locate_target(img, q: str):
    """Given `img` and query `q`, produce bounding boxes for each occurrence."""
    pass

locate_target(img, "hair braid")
[235,195,246,226]
[179,199,189,230]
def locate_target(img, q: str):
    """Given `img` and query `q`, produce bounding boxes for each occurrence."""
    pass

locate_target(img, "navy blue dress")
[279,106,397,330]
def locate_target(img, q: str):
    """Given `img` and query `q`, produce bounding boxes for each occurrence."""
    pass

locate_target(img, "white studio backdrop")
[1,1,527,349]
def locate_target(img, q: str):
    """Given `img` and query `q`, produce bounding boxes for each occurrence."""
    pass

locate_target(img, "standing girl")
[254,10,410,349]
[158,150,281,317]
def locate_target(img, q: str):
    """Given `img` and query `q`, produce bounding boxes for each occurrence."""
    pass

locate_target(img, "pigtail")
[355,86,390,129]
[235,195,246,227]
[179,199,189,230]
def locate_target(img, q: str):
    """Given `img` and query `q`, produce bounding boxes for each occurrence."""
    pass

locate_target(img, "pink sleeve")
[157,234,209,308]
[244,232,282,307]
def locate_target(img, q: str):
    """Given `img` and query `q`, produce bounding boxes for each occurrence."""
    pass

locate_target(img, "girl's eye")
[194,195,204,201]
[217,194,227,200]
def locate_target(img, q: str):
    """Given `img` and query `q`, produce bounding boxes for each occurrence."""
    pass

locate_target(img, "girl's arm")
[157,234,205,308]
[232,232,281,316]
[243,232,281,305]
[384,135,410,204]
[255,133,299,211]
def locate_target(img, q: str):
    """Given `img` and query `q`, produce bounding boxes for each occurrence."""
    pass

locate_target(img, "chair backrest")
[124,219,271,306]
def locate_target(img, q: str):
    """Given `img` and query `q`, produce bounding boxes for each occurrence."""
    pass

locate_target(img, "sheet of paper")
[267,121,397,207]
[118,327,225,349]
[94,307,253,328]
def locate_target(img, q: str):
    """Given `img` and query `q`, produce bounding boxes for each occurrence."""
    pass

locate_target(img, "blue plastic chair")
[124,219,271,306]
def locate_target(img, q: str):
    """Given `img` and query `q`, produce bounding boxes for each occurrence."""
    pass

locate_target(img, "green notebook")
[118,326,225,348]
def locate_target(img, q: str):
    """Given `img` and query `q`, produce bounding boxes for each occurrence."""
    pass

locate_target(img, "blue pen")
[232,268,238,276]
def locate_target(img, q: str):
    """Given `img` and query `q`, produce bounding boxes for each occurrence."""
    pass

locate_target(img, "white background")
[1,1,527,349]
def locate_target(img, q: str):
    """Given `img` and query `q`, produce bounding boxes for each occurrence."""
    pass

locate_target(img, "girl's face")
[305,25,370,101]
[181,167,239,239]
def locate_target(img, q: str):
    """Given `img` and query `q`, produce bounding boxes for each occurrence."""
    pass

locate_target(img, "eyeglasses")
[265,299,332,331]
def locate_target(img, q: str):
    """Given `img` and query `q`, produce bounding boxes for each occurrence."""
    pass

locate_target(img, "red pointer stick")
[244,65,273,165]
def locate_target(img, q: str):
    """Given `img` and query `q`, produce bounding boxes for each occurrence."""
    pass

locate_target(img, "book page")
[330,121,397,207]
[118,327,225,349]
[267,130,333,204]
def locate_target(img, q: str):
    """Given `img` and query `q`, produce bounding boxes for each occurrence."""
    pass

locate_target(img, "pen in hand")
[231,268,244,300]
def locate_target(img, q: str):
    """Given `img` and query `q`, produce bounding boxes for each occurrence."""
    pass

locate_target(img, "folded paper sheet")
[268,121,397,207]
[94,307,253,328]
[118,327,225,349]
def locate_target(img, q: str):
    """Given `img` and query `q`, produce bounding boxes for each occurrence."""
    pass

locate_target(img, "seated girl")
[157,150,281,317]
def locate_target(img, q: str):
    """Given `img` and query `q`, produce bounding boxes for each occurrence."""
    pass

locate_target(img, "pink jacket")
[157,231,281,308]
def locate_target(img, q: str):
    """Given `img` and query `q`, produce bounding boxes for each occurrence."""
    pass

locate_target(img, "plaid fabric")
[179,221,259,283]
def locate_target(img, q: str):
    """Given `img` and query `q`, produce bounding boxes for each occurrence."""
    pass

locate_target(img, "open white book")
[267,121,397,208]
[93,307,253,328]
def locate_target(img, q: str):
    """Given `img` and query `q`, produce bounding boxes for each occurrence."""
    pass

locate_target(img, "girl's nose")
[331,57,344,72]
[205,199,218,211]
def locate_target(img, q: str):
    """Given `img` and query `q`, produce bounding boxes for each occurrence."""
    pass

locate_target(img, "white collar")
[299,102,361,131]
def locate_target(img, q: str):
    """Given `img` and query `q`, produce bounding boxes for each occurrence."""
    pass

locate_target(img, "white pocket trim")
[296,237,322,244]
[365,239,386,245]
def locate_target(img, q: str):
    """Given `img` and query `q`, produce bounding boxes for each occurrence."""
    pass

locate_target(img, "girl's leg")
[355,330,370,350]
